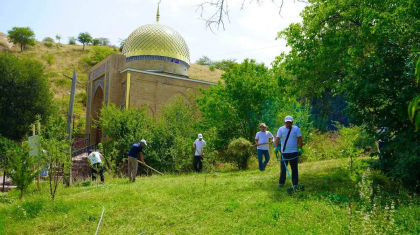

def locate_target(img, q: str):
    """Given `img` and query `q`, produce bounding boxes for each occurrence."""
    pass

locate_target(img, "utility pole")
[65,70,77,186]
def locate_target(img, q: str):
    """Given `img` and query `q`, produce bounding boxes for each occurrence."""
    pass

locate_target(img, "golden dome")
[122,22,190,65]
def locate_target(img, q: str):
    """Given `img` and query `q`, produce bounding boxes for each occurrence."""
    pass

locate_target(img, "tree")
[0,53,53,141]
[197,59,278,149]
[99,37,110,46]
[55,34,61,43]
[213,59,237,71]
[408,58,420,131]
[119,38,126,52]
[7,27,36,52]
[40,115,72,202]
[196,0,308,30]
[68,36,76,45]
[43,37,54,48]
[81,46,117,66]
[5,142,39,199]
[196,56,212,66]
[278,0,420,190]
[92,38,101,46]
[77,32,92,50]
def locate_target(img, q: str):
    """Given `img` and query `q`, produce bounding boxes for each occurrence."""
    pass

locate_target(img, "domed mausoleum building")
[85,7,216,144]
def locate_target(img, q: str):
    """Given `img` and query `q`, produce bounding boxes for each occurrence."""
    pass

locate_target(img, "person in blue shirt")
[127,139,147,182]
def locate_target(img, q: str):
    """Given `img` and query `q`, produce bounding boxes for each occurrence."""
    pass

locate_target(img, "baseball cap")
[88,150,92,154]
[198,133,203,138]
[259,123,267,127]
[140,139,147,145]
[285,116,293,122]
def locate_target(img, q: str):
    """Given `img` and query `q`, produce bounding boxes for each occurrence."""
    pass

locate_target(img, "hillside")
[0,32,223,128]
[0,158,419,234]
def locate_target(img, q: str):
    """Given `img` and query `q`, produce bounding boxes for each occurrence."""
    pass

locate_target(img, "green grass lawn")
[1,158,419,234]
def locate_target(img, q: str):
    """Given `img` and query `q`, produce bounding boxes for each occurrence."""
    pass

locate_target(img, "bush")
[43,37,54,48]
[41,53,54,65]
[68,37,76,45]
[227,138,253,170]
[209,65,215,71]
[81,46,117,66]
[5,142,39,199]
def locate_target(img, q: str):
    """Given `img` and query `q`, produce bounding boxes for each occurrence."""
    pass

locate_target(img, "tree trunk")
[83,44,85,51]
[20,44,23,52]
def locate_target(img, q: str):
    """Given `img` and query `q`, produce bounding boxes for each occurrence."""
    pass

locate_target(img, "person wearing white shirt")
[254,123,274,171]
[193,133,206,172]
[87,150,104,183]
[274,116,303,187]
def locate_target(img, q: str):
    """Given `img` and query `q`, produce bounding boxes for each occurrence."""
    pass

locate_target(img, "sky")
[0,0,307,65]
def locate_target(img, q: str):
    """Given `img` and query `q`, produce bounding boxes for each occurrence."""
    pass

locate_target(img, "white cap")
[259,123,267,127]
[140,139,147,145]
[285,116,293,122]
[198,133,203,138]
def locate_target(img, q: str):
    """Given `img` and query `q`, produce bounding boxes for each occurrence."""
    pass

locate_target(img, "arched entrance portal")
[90,86,104,145]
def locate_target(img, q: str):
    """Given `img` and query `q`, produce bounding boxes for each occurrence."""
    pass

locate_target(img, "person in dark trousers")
[274,116,303,188]
[255,123,274,171]
[193,133,206,172]
[87,150,105,183]
[127,139,147,182]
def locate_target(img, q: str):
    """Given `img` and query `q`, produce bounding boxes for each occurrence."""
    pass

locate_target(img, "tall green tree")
[197,59,278,149]
[278,0,420,190]
[77,32,92,51]
[7,27,36,52]
[0,53,53,140]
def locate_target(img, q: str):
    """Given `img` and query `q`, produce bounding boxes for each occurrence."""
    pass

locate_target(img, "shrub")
[5,142,39,199]
[41,53,55,65]
[68,37,76,45]
[81,46,117,66]
[43,37,54,48]
[209,65,215,71]
[227,138,253,170]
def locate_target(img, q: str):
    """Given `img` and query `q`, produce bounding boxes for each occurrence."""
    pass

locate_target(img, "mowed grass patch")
[0,158,419,234]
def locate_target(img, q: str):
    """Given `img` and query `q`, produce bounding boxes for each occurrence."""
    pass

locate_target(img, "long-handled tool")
[276,151,296,194]
[137,160,164,175]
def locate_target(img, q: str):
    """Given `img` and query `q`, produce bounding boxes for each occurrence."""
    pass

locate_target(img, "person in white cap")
[127,139,147,182]
[193,133,206,173]
[255,123,274,171]
[274,116,303,187]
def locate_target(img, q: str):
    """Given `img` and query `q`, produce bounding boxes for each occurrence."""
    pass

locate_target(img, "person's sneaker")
[278,184,284,188]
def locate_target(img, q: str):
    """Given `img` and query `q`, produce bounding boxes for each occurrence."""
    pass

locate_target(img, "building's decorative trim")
[105,72,110,105]
[126,72,131,110]
[93,64,106,78]
[126,55,190,69]
[119,68,217,85]
[107,60,111,70]
[86,82,92,133]
[93,76,105,95]
[89,72,92,81]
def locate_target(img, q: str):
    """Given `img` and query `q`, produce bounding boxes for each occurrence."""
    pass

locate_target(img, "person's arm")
[140,152,145,165]
[297,136,303,149]
[269,132,274,144]
[274,137,280,148]
[254,139,259,146]
[193,142,197,151]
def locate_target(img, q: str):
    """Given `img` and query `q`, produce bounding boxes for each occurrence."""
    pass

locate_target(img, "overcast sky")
[0,0,307,65]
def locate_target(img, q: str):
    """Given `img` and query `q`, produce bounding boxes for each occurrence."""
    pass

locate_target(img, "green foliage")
[5,142,39,199]
[41,53,55,65]
[39,115,72,201]
[81,46,117,66]
[68,36,76,45]
[278,0,420,190]
[55,35,61,43]
[195,56,237,71]
[227,138,253,170]
[0,136,14,170]
[119,38,126,52]
[195,55,212,66]
[77,32,92,51]
[92,37,110,46]
[99,104,153,174]
[42,37,54,48]
[0,53,53,140]
[7,27,36,52]
[408,58,420,131]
